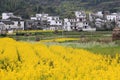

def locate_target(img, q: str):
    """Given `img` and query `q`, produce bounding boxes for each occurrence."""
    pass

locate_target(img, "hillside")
[0,0,120,19]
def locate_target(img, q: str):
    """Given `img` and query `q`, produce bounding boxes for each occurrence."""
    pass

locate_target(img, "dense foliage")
[0,0,120,19]
[0,38,120,80]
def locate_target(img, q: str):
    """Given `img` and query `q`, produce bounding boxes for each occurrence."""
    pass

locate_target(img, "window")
[9,26,11,29]
[56,18,59,20]
[52,18,54,20]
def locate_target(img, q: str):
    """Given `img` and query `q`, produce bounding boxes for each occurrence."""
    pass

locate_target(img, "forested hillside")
[0,0,120,19]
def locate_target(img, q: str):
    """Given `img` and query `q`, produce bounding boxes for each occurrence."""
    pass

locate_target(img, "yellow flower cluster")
[17,30,62,33]
[0,38,120,80]
[40,38,80,42]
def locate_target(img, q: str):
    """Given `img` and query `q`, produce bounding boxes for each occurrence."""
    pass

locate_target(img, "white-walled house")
[0,22,7,34]
[96,11,103,18]
[2,13,14,19]
[76,22,84,30]
[12,20,24,30]
[47,16,59,22]
[106,14,117,21]
[36,13,48,18]
[47,16,62,30]
[75,11,86,22]
[63,18,88,31]
[1,17,24,30]
[76,22,93,31]
[75,11,86,18]
[64,22,72,31]
[30,13,49,21]
[49,20,62,26]
[117,13,120,20]
[0,22,5,29]
[47,16,62,25]
[31,17,37,20]
[31,15,60,23]
[64,18,94,31]
[36,13,49,21]
[30,13,63,30]
[89,13,93,22]
[1,20,14,30]
[63,18,72,31]
[63,18,76,31]
[2,12,21,20]
[9,17,24,30]
[47,16,53,22]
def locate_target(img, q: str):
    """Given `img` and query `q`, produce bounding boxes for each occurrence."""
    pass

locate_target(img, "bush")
[35,36,40,41]
[0,33,7,37]
[54,30,59,34]
[16,32,25,36]
[115,40,120,45]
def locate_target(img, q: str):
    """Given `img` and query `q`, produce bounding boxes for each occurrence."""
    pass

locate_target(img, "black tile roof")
[2,21,14,25]
[8,17,21,21]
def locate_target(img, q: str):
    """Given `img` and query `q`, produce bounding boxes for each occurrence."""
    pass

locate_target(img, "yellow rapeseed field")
[40,38,80,42]
[17,30,62,33]
[0,38,120,80]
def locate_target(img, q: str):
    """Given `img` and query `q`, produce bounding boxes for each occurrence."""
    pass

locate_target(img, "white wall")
[47,16,53,22]
[117,15,120,20]
[75,11,82,18]
[75,11,86,19]
[47,16,60,22]
[64,18,76,31]
[4,21,24,30]
[76,22,83,28]
[48,16,62,26]
[20,21,24,30]
[36,13,49,21]
[2,13,10,19]
[64,22,72,31]
[0,22,5,30]
[4,24,14,29]
[53,16,59,20]
[64,18,69,22]
[36,14,42,17]
[106,15,117,21]
[31,17,37,20]
[50,27,56,30]
[49,20,62,26]
[96,11,103,18]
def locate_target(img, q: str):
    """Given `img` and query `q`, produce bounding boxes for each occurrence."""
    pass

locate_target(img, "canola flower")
[0,38,120,80]
[40,38,80,42]
[16,30,62,33]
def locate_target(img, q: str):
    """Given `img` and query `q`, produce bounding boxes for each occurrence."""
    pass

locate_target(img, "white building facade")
[106,15,117,21]
[30,13,63,30]
[64,18,72,31]
[2,13,14,19]
[63,18,76,31]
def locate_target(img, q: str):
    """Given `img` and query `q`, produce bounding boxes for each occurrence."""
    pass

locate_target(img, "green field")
[46,42,120,57]
[5,31,112,41]
[1,31,120,56]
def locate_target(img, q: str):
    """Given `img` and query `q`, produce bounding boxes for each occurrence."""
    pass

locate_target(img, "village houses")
[0,10,120,33]
[0,13,24,33]
[64,11,95,31]
[90,11,120,30]
[29,13,62,30]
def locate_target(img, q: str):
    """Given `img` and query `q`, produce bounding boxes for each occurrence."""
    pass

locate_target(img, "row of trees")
[0,0,119,19]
